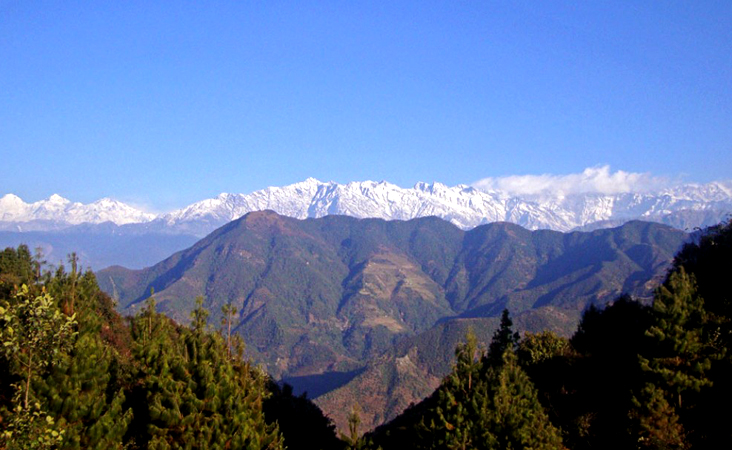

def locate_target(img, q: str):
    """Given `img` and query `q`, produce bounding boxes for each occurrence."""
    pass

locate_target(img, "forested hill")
[96,212,686,430]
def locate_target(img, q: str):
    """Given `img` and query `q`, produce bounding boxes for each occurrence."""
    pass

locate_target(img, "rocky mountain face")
[96,211,687,431]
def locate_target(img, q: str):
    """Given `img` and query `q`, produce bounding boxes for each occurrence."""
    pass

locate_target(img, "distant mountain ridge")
[0,193,155,227]
[4,178,732,234]
[2,179,728,269]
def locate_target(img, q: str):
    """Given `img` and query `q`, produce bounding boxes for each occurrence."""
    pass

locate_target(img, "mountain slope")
[96,212,687,430]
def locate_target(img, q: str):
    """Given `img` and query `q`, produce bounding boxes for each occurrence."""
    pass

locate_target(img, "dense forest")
[1,219,731,449]
[0,247,341,450]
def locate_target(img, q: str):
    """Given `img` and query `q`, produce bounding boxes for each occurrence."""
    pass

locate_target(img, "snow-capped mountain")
[2,179,732,236]
[151,178,732,235]
[0,194,155,228]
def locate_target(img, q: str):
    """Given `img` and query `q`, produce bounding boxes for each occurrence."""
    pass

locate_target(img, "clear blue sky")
[1,1,730,211]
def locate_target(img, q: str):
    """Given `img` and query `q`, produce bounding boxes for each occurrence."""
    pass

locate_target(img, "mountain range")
[0,193,155,227]
[96,211,687,431]
[0,178,728,270]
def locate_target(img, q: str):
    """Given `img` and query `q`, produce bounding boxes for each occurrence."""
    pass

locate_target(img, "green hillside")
[97,212,686,430]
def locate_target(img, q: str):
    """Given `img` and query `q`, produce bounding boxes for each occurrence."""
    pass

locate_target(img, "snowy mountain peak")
[3,178,732,236]
[47,194,70,204]
[150,178,732,236]
[0,195,154,225]
[1,193,23,203]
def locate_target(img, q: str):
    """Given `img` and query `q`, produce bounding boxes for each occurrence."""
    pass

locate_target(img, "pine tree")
[669,220,732,447]
[341,404,374,450]
[35,269,132,450]
[434,328,484,450]
[640,269,712,409]
[431,318,565,450]
[487,309,520,368]
[221,302,237,360]
[263,381,342,450]
[481,350,565,450]
[130,296,284,449]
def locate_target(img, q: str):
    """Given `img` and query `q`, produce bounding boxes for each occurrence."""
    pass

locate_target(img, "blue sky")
[1,1,730,211]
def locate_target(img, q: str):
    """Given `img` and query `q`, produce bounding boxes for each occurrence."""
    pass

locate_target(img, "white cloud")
[472,166,673,196]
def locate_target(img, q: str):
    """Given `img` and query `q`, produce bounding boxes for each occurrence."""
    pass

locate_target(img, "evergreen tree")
[431,317,564,450]
[481,351,565,450]
[640,269,712,410]
[221,302,237,360]
[126,296,181,449]
[341,404,374,450]
[0,247,292,450]
[35,268,132,450]
[129,296,284,450]
[486,309,520,368]
[672,219,732,346]
[669,220,732,447]
[567,296,658,449]
[434,328,484,450]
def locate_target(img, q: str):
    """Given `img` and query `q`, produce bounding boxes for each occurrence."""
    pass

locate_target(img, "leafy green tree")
[0,285,76,414]
[0,285,76,450]
[0,245,36,297]
[517,331,570,367]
